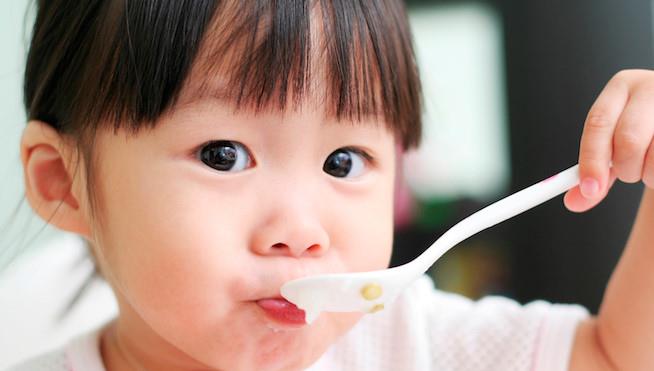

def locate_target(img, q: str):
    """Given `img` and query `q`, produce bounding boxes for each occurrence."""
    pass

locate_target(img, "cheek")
[330,184,395,272]
[93,176,278,366]
[93,161,256,330]
[346,212,394,271]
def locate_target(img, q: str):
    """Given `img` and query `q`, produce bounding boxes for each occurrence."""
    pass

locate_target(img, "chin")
[248,319,343,371]
[227,346,313,371]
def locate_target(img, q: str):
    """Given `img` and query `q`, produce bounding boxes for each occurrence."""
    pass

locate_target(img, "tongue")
[257,298,306,324]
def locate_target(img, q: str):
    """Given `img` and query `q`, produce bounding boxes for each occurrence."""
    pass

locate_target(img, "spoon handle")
[408,164,580,274]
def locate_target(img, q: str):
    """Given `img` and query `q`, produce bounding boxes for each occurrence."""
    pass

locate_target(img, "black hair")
[25,0,421,148]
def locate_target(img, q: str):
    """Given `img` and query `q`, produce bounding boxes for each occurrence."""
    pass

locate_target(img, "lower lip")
[256,298,306,326]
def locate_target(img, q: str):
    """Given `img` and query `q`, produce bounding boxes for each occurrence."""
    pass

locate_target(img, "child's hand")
[564,69,654,212]
[565,70,654,370]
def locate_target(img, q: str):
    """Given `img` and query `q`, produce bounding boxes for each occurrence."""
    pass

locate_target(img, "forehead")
[171,0,417,141]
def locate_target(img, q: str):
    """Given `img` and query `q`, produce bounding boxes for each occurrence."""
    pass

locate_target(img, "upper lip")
[257,296,286,301]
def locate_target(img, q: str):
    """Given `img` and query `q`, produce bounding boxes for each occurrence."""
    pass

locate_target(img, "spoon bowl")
[281,164,581,323]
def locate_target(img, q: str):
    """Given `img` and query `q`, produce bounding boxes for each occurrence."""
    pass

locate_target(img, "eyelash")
[191,142,376,167]
[340,146,376,166]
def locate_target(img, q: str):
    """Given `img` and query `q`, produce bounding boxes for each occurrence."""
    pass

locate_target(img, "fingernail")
[580,178,600,198]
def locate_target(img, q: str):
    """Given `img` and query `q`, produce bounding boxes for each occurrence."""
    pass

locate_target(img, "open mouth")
[256,297,307,327]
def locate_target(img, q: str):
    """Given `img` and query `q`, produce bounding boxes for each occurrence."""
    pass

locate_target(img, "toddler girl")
[8,0,654,370]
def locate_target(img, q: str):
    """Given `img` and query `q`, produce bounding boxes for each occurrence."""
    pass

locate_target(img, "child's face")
[88,94,397,369]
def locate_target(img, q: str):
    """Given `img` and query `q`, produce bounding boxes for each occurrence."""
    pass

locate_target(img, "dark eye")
[323,148,366,178]
[198,140,252,172]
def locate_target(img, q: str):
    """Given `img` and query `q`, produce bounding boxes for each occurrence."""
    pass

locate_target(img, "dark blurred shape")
[397,0,653,313]
[500,0,652,312]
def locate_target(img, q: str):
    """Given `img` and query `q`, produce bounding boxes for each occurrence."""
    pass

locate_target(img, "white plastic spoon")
[281,164,581,324]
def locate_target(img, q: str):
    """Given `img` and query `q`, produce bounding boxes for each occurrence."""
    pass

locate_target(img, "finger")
[564,171,617,212]
[612,87,654,183]
[578,73,629,200]
[643,141,654,189]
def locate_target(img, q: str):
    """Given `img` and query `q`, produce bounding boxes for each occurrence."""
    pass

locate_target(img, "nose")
[250,202,330,258]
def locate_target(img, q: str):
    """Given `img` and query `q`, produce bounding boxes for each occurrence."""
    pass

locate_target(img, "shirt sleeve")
[410,276,590,371]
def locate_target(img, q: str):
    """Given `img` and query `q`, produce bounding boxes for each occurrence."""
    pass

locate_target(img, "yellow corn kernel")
[361,283,383,301]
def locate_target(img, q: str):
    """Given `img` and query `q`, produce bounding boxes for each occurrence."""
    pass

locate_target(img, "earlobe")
[21,120,91,238]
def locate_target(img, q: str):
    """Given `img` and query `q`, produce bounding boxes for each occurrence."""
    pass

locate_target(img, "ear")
[21,120,91,238]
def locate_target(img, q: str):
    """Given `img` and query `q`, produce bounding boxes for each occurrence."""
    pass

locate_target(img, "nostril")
[270,243,322,255]
[306,244,321,253]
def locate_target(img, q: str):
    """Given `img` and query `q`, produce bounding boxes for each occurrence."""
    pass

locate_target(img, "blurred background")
[392,0,650,312]
[1,0,652,367]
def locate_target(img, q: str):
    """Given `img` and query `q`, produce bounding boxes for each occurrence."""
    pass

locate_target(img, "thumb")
[579,159,612,200]
[564,169,616,213]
